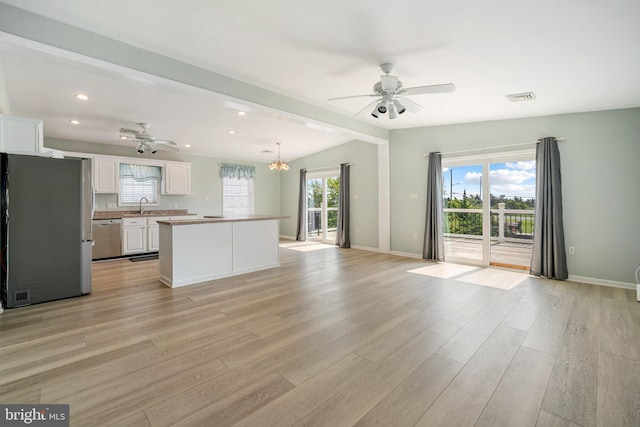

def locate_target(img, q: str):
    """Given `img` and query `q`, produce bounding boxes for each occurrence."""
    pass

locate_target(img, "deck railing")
[444,203,534,242]
[307,208,338,236]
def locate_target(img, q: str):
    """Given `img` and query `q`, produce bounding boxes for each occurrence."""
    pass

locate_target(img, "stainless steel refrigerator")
[1,153,93,308]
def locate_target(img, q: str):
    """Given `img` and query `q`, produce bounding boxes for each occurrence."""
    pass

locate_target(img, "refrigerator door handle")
[91,187,96,224]
[80,158,94,242]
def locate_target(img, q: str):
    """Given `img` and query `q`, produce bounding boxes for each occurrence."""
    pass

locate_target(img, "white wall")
[279,140,379,249]
[389,108,640,285]
[45,138,281,216]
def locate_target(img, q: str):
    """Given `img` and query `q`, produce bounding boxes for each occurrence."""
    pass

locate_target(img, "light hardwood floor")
[1,244,639,426]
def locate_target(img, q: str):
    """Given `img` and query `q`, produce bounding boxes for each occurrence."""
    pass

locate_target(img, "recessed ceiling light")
[74,93,89,100]
[228,130,235,135]
[69,120,80,125]
[237,111,246,116]
[184,144,191,148]
[120,136,128,140]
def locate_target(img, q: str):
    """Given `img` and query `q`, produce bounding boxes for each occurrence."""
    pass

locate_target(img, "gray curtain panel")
[423,152,444,261]
[295,169,307,241]
[530,137,568,279]
[336,163,351,248]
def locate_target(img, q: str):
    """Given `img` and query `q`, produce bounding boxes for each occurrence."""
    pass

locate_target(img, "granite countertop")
[157,214,289,226]
[93,210,197,220]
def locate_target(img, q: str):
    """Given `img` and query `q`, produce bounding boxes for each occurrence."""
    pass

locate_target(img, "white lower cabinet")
[148,225,160,252]
[122,218,147,255]
[123,216,192,255]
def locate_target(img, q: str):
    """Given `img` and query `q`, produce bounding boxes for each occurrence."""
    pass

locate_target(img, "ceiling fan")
[329,63,456,119]
[119,123,179,154]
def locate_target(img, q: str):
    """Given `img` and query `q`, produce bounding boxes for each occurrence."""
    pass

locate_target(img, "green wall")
[389,108,640,284]
[45,138,281,216]
[49,107,640,285]
[279,140,379,249]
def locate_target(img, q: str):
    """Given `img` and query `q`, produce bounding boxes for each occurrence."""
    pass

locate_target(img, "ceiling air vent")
[119,127,139,135]
[506,92,536,102]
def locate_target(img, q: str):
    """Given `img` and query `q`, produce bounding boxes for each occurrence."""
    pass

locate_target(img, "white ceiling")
[1,0,639,161]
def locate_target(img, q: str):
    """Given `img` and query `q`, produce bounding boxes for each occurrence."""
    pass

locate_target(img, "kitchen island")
[157,214,287,287]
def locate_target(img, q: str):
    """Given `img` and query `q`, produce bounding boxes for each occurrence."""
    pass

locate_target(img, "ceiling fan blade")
[120,127,140,135]
[354,99,380,117]
[397,96,424,113]
[402,83,456,95]
[150,142,179,151]
[153,139,177,146]
[328,93,379,101]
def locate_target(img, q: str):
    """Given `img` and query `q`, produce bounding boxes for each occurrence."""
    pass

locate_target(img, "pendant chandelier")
[268,142,289,171]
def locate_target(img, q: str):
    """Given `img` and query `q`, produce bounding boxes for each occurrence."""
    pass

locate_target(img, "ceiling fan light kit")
[119,122,179,154]
[392,99,406,114]
[330,63,456,120]
[377,99,389,114]
[388,102,399,119]
[136,141,157,154]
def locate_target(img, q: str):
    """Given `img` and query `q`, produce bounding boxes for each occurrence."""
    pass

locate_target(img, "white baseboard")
[351,244,381,253]
[568,274,636,290]
[278,239,383,254]
[389,250,423,259]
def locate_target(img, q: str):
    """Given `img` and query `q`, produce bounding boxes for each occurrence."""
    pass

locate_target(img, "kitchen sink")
[123,211,174,216]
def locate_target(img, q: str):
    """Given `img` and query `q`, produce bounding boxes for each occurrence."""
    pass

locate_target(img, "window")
[220,163,256,216]
[119,163,162,204]
[223,177,255,215]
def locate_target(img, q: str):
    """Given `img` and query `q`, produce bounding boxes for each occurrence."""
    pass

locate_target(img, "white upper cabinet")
[163,162,191,195]
[0,115,43,154]
[93,156,119,193]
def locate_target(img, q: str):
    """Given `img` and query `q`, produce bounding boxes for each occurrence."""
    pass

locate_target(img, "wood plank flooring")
[1,243,639,426]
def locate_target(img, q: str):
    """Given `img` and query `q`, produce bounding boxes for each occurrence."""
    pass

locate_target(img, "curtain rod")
[300,164,350,173]
[425,137,565,157]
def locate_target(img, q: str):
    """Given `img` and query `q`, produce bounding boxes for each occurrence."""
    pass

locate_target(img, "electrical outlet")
[409,194,418,200]
[568,246,575,255]
[413,233,419,240]
[173,202,178,208]
[356,227,360,235]
[204,195,212,201]
[107,202,116,209]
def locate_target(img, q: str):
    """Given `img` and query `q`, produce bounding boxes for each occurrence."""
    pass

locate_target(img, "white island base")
[158,216,283,287]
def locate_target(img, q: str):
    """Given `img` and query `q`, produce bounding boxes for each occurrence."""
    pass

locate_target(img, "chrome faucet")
[139,197,149,214]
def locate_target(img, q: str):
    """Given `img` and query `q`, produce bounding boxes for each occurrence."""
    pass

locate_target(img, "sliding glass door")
[306,172,339,242]
[443,164,485,262]
[442,151,535,268]
[488,160,536,268]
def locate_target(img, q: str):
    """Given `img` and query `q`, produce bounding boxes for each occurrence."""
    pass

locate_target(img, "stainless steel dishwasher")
[92,219,122,259]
